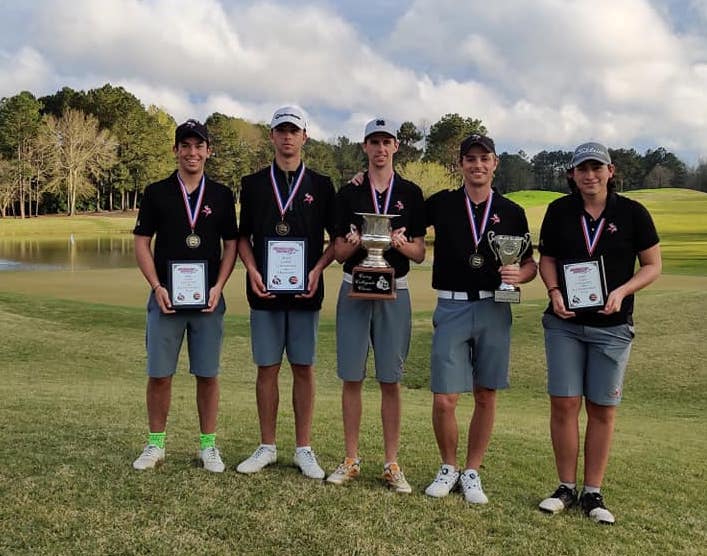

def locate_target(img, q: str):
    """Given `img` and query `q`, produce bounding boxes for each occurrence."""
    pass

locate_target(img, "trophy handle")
[520,232,531,260]
[487,231,499,259]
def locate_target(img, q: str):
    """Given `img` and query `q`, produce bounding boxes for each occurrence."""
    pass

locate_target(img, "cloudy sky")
[1,0,706,164]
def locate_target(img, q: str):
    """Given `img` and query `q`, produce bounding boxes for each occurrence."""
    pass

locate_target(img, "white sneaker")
[200,446,225,473]
[326,457,361,485]
[383,463,412,494]
[425,464,460,498]
[133,445,165,470]
[459,469,488,504]
[293,448,325,479]
[236,445,277,474]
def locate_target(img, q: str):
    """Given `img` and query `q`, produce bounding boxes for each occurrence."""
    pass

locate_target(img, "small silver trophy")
[487,231,531,303]
[349,213,397,299]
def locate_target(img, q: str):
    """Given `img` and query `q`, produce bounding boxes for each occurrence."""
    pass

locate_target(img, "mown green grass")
[0,289,705,555]
[1,188,705,554]
[0,213,134,238]
[507,188,707,276]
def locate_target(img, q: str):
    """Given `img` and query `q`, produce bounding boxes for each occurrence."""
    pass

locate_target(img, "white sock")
[583,485,601,494]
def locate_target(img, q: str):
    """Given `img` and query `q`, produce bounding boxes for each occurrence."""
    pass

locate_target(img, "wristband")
[547,286,561,295]
[152,283,163,292]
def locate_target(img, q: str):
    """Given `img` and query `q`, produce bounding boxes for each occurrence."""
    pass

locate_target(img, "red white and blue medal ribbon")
[369,173,395,214]
[270,162,306,219]
[464,189,494,250]
[580,215,605,257]
[177,173,206,233]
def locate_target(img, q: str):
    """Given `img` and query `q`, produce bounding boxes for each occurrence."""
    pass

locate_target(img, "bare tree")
[0,157,15,217]
[44,109,118,215]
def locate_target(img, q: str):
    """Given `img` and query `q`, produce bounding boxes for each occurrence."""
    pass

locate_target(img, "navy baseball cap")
[460,134,496,157]
[175,119,209,145]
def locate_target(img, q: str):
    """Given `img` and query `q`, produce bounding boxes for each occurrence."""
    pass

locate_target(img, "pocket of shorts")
[541,313,557,330]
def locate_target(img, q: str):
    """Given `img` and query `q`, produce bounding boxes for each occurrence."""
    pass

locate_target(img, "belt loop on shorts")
[437,289,493,301]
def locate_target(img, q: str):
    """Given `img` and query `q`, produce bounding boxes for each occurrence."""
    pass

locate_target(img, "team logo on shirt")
[490,213,500,224]
[201,205,212,217]
[394,200,404,211]
[304,193,314,205]
[607,222,617,233]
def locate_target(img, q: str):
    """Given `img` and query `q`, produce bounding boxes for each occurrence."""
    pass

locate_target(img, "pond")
[0,235,136,271]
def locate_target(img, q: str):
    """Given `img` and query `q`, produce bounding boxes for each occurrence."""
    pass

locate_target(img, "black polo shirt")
[239,163,336,311]
[133,171,238,288]
[426,187,533,293]
[539,191,659,326]
[335,173,426,277]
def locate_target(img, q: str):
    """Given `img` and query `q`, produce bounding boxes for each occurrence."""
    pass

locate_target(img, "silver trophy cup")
[357,213,396,267]
[487,231,531,303]
[350,213,397,299]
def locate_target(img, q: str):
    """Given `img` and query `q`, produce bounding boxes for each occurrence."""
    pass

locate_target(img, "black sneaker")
[538,484,578,514]
[579,491,616,524]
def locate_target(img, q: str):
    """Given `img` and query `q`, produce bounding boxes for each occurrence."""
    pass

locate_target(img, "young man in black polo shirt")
[424,134,536,503]
[237,106,336,480]
[132,119,238,472]
[537,142,661,524]
[326,118,426,493]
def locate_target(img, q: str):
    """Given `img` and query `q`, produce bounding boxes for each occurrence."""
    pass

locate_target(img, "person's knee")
[551,396,582,421]
[586,400,616,425]
[148,376,172,389]
[379,381,400,394]
[343,380,363,394]
[257,364,281,381]
[433,393,458,414]
[291,364,314,380]
[472,387,496,408]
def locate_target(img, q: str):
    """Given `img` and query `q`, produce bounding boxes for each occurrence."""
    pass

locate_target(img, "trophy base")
[349,266,396,300]
[494,287,521,303]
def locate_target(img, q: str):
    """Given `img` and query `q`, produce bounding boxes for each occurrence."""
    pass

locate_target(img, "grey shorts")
[543,313,634,406]
[430,298,512,393]
[145,293,225,378]
[250,309,319,366]
[335,281,411,383]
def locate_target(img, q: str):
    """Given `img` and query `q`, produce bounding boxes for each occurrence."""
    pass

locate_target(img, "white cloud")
[387,0,707,160]
[0,0,705,163]
[0,47,52,97]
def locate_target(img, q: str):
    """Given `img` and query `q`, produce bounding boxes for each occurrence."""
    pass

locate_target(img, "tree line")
[1,84,705,218]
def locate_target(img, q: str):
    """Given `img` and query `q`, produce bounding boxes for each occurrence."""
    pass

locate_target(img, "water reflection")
[0,235,136,271]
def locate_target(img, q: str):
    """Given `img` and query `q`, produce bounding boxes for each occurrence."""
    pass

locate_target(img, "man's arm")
[238,236,275,299]
[539,254,574,319]
[499,255,537,287]
[391,227,425,264]
[599,243,661,315]
[297,242,335,299]
[334,232,361,264]
[135,234,174,314]
[202,238,237,312]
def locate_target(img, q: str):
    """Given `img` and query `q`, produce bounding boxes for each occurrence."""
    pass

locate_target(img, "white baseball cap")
[270,106,307,130]
[364,118,397,141]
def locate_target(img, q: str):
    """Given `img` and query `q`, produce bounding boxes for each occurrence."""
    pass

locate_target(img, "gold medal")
[275,221,290,236]
[186,233,201,248]
[469,253,484,268]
